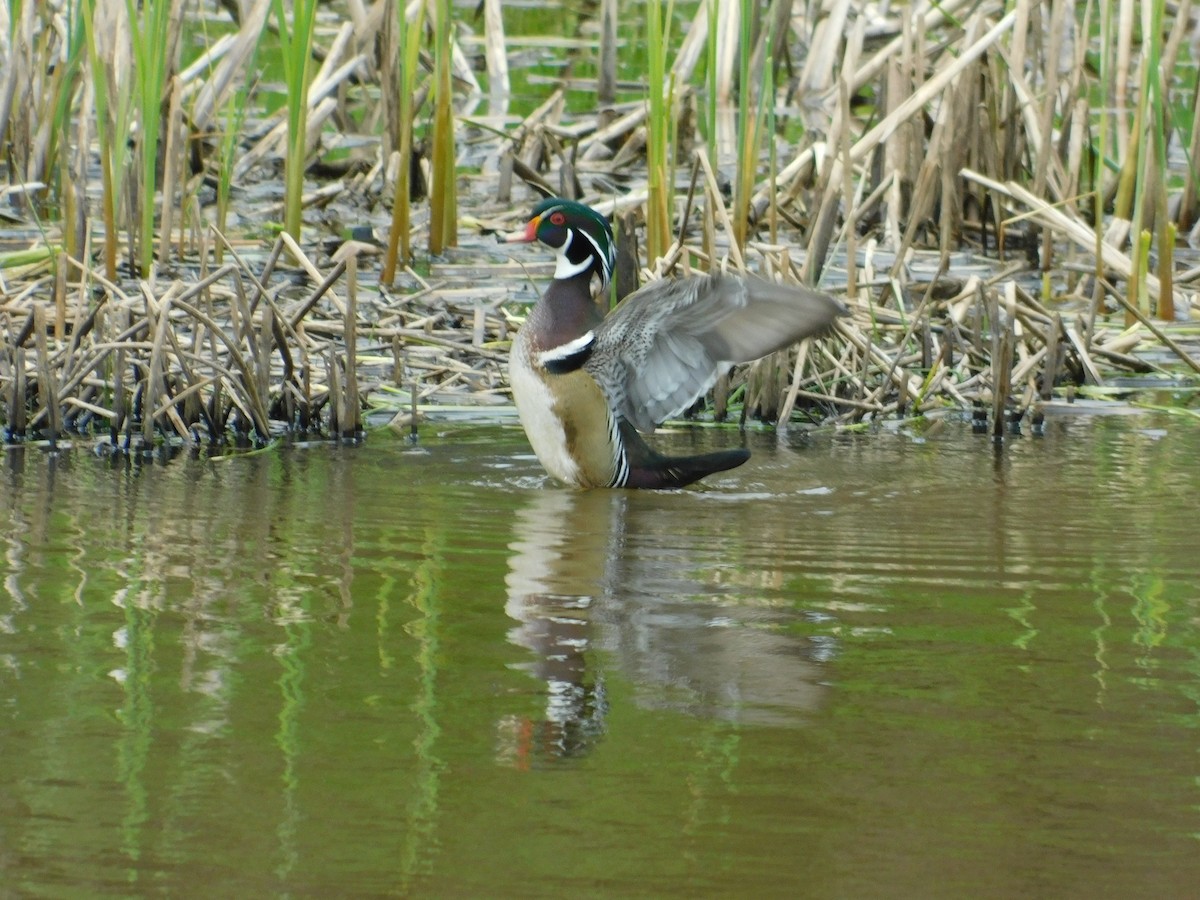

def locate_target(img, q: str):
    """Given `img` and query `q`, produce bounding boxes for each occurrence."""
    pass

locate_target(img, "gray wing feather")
[586,273,845,432]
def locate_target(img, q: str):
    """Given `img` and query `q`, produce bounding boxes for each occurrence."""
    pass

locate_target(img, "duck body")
[504,198,846,489]
[508,272,618,487]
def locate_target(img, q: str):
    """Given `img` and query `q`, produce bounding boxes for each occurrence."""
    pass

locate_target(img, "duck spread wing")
[586,273,846,433]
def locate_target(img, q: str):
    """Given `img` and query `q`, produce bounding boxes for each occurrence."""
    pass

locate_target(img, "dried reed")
[1,0,1198,450]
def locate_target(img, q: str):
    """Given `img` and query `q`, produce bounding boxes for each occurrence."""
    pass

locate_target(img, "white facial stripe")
[576,228,611,283]
[537,330,596,366]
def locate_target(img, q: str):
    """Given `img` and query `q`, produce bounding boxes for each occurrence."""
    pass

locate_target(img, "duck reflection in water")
[500,490,616,765]
[499,488,830,766]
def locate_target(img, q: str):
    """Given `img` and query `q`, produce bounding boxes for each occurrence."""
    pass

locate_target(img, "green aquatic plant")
[645,0,675,263]
[384,0,427,280]
[273,0,319,244]
[80,0,135,279]
[732,0,769,252]
[428,0,456,255]
[124,0,178,276]
[1104,0,1176,320]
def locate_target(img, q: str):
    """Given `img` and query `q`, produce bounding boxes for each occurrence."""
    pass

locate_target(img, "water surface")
[1,413,1197,897]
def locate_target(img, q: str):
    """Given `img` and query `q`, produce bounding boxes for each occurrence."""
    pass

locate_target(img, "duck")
[501,197,846,489]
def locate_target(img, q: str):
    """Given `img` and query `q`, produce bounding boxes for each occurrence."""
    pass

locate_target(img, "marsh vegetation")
[1,0,1198,449]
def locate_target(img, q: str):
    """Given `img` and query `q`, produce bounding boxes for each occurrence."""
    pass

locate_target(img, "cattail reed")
[644,0,674,264]
[428,0,457,255]
[275,0,320,244]
[383,0,427,280]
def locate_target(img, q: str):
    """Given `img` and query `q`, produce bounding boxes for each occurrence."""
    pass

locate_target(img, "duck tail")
[616,419,750,489]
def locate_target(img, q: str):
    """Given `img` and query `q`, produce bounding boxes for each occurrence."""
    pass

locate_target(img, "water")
[1,413,1198,897]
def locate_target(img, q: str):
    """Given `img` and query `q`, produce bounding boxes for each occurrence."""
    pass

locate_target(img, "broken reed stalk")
[343,254,362,439]
[1101,280,1200,377]
[597,0,618,108]
[1181,77,1200,231]
[482,0,510,116]
[990,284,1015,440]
[0,235,388,446]
[33,305,60,446]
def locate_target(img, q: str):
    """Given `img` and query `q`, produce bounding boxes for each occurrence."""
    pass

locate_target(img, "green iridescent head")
[513,198,616,285]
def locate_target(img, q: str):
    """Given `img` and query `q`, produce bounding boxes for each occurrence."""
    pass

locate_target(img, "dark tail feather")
[617,419,749,489]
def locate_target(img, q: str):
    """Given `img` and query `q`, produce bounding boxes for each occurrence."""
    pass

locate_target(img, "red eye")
[549,211,566,226]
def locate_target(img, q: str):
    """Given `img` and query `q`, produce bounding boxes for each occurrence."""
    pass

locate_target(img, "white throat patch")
[553,231,595,280]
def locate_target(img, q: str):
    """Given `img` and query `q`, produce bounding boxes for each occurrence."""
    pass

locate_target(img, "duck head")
[503,198,616,287]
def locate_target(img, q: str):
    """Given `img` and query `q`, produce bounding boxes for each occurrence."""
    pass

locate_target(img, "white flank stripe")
[608,413,629,488]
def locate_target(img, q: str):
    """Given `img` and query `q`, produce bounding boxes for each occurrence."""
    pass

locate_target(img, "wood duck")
[502,197,846,489]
